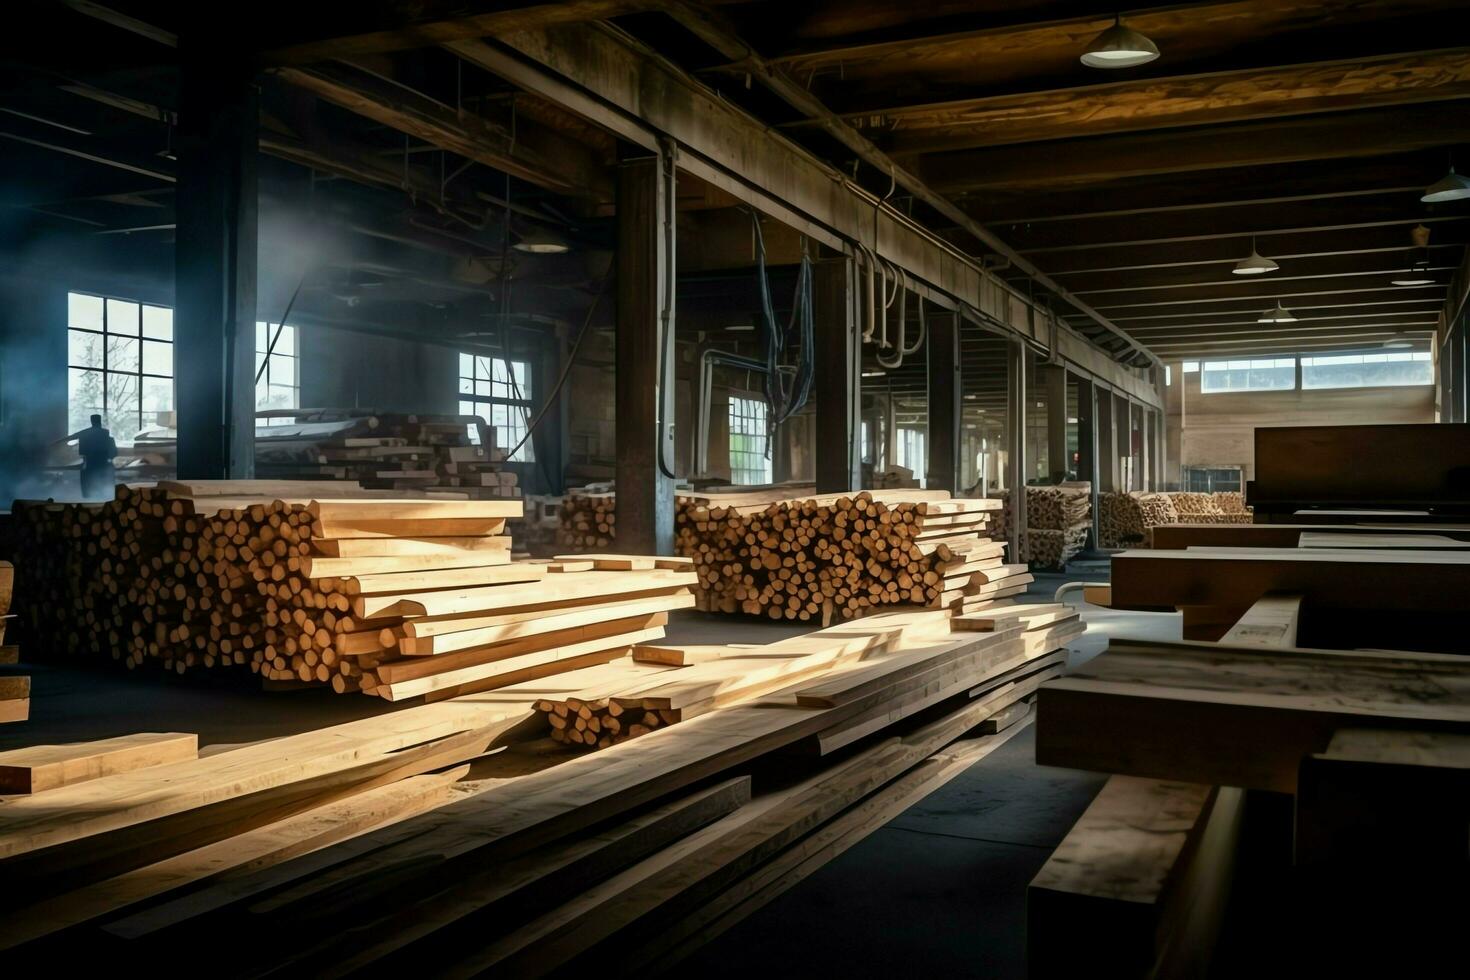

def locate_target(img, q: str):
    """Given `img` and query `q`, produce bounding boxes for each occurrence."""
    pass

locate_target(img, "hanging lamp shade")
[1080,16,1160,69]
[1422,166,1470,203]
[1257,302,1297,323]
[513,228,571,254]
[1382,334,1415,349]
[1232,241,1279,275]
[1391,260,1435,287]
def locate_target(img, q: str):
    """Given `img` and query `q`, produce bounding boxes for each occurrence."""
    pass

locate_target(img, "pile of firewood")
[674,489,1020,623]
[8,483,694,698]
[555,490,616,550]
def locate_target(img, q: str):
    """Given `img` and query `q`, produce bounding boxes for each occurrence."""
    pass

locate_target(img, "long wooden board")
[0,733,198,795]
[1036,640,1470,792]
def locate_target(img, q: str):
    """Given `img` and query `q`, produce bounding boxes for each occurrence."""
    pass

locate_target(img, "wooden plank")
[237,777,754,976]
[311,536,511,557]
[1298,532,1470,550]
[398,593,693,655]
[338,561,543,596]
[356,570,695,619]
[298,547,510,578]
[0,645,17,665]
[1036,640,1470,792]
[0,699,27,724]
[1296,728,1470,869]
[0,733,199,795]
[311,517,509,539]
[792,628,1023,709]
[1110,548,1470,614]
[307,499,521,521]
[0,676,31,700]
[397,573,696,638]
[381,630,665,702]
[1221,594,1302,647]
[954,603,1072,632]
[1028,777,1244,980]
[0,766,467,950]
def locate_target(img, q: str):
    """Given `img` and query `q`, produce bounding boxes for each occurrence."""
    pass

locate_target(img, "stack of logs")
[556,490,615,550]
[1098,491,1252,549]
[992,486,1092,569]
[674,489,1024,623]
[8,483,694,699]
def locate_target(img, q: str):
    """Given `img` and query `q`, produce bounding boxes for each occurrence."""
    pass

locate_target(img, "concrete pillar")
[926,311,961,494]
[174,52,258,478]
[614,154,676,554]
[814,257,860,493]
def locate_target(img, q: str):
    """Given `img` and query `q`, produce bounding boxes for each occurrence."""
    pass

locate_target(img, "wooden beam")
[1037,639,1470,792]
[272,64,611,201]
[1221,594,1302,647]
[861,49,1470,155]
[1090,277,1448,310]
[762,0,1457,111]
[917,102,1470,192]
[260,1,662,64]
[1052,251,1461,295]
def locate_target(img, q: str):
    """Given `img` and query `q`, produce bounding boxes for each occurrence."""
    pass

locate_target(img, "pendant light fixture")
[1257,302,1297,323]
[1391,225,1435,285]
[513,227,571,254]
[1080,14,1160,69]
[1232,237,1279,275]
[1391,260,1435,287]
[1422,160,1470,203]
[1382,333,1415,350]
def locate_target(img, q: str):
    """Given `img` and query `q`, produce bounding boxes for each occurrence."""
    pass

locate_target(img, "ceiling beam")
[1041,250,1462,294]
[755,0,1459,110]
[1000,195,1466,253]
[272,63,612,201]
[0,118,173,183]
[915,102,1470,192]
[1029,223,1470,274]
[1094,283,1447,314]
[651,0,1161,369]
[54,0,178,47]
[845,48,1470,154]
[259,1,665,64]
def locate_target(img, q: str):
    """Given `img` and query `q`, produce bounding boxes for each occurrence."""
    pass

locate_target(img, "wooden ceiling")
[8,0,1469,364]
[680,0,1470,360]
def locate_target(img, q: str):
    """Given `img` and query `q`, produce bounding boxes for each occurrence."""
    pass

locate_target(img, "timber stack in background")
[6,484,693,699]
[560,485,1021,623]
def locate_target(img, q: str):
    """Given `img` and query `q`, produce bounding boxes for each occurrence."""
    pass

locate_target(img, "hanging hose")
[752,212,815,445]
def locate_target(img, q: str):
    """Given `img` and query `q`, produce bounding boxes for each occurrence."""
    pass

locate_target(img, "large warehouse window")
[1301,351,1432,389]
[1200,357,1296,393]
[728,395,771,485]
[256,322,301,423]
[459,353,534,462]
[68,291,173,447]
[1182,465,1243,493]
[896,426,926,481]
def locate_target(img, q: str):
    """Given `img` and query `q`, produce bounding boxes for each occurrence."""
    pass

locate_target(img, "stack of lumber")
[556,489,616,550]
[993,486,1091,568]
[0,602,1081,970]
[1099,492,1252,550]
[675,488,1013,622]
[7,483,694,698]
[124,409,518,497]
[1168,492,1252,524]
[0,559,24,723]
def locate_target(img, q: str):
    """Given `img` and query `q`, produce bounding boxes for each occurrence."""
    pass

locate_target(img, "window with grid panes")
[67,291,174,447]
[458,353,535,462]
[255,322,301,424]
[1300,351,1432,389]
[896,426,926,481]
[727,395,771,485]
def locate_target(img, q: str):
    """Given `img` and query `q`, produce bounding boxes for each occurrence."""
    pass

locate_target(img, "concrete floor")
[0,566,1184,979]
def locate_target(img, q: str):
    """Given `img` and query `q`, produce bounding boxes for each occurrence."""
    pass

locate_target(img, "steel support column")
[174,52,257,478]
[1076,377,1100,549]
[1008,340,1030,560]
[815,256,861,493]
[614,153,676,554]
[926,311,961,494]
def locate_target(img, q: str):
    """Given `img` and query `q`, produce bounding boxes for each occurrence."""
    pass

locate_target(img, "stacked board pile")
[0,560,24,723]
[0,601,1082,970]
[992,485,1092,569]
[1098,492,1251,549]
[675,488,1024,623]
[7,482,694,699]
[126,410,518,498]
[556,488,616,550]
